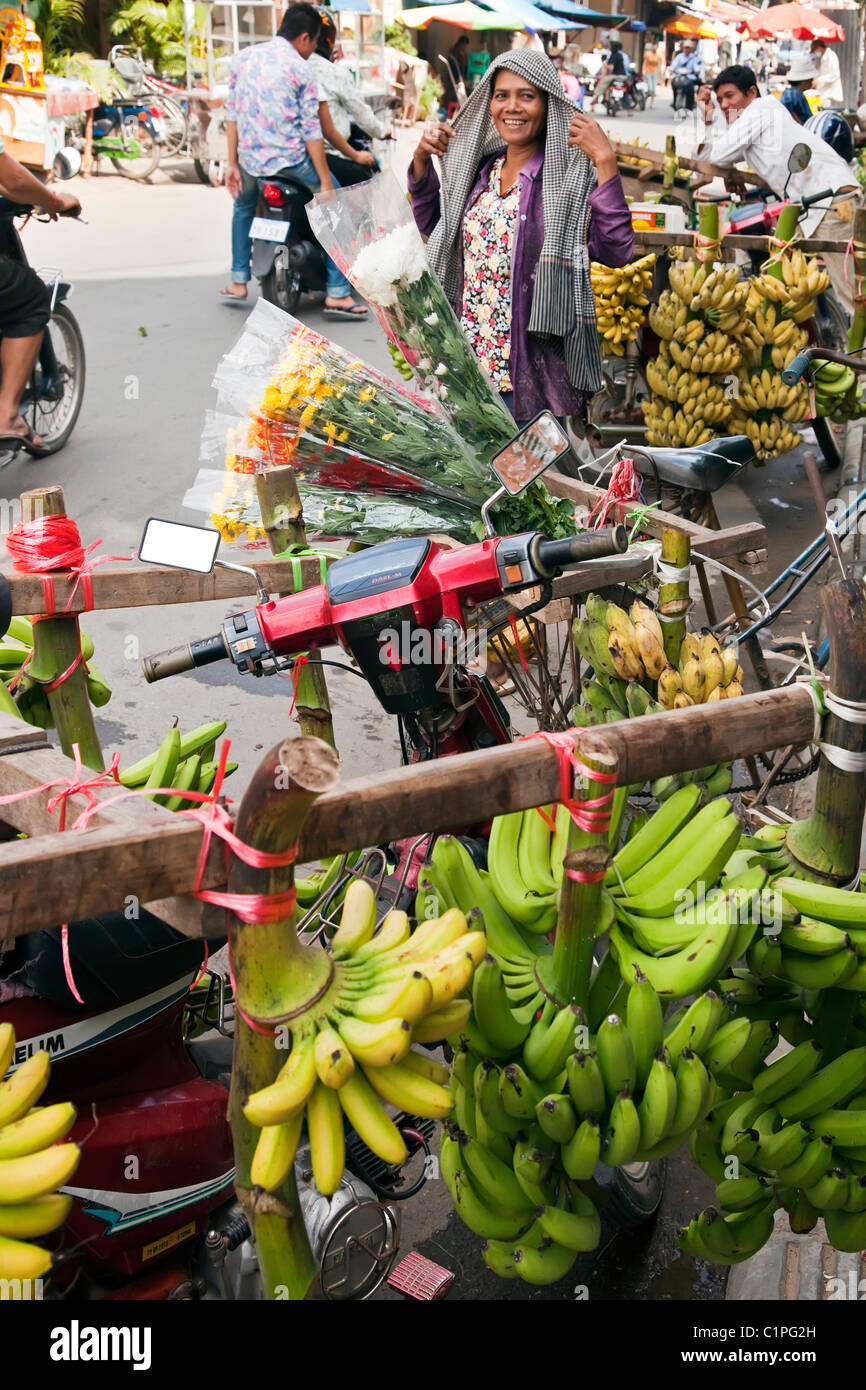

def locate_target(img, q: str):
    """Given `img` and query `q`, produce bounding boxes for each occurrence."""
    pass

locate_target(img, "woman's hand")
[567,111,617,183]
[414,121,453,166]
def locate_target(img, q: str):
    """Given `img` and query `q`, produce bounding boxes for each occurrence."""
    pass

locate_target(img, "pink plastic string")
[587,457,642,529]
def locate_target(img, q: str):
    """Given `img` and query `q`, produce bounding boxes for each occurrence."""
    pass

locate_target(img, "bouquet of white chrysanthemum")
[308,173,516,476]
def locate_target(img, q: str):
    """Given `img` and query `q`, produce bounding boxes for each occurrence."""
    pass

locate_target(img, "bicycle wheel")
[157,95,187,158]
[807,288,849,470]
[109,116,160,180]
[21,304,86,457]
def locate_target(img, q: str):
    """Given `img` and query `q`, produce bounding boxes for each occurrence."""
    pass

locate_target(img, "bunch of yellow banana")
[672,629,744,706]
[572,594,666,688]
[688,264,750,331]
[728,409,803,463]
[592,253,656,357]
[115,720,235,806]
[0,1024,80,1293]
[776,247,831,321]
[0,615,111,730]
[243,880,485,1197]
[668,330,741,377]
[734,369,809,421]
[648,288,687,341]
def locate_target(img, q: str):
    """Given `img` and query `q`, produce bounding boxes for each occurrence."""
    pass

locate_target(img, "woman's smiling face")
[489,69,547,148]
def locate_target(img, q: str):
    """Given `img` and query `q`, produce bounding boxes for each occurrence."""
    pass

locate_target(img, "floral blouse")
[460,155,520,391]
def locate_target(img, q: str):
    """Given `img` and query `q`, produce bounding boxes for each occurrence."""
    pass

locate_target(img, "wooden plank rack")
[0,687,816,940]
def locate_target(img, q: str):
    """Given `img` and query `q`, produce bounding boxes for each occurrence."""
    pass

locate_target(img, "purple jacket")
[408,149,635,419]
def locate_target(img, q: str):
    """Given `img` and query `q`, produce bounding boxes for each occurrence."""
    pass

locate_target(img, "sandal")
[323,302,368,321]
[219,286,249,306]
[0,424,42,452]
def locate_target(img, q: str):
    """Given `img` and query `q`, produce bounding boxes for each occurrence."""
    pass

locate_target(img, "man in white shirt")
[811,39,843,108]
[696,65,857,305]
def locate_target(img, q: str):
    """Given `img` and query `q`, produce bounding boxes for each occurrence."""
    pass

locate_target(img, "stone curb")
[726,1211,865,1301]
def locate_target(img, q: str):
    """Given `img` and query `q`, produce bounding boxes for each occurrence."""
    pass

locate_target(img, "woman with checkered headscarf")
[408,50,634,428]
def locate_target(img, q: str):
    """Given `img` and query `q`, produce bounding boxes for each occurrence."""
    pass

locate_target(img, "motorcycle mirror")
[138,517,221,574]
[489,411,571,496]
[787,142,812,175]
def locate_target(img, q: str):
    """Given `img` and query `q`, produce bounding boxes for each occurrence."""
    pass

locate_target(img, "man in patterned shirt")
[221,2,366,317]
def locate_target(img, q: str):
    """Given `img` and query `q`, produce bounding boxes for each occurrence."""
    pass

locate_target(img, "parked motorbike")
[250,135,380,315]
[605,72,647,115]
[0,196,85,466]
[137,416,666,1234]
[0,909,421,1300]
[66,48,167,182]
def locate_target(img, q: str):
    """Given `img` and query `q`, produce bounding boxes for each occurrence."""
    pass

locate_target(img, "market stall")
[0,10,97,173]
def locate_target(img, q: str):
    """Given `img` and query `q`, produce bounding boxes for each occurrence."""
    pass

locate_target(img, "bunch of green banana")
[606,793,758,998]
[115,720,233,807]
[446,968,735,1283]
[591,254,656,357]
[0,1023,80,1289]
[684,1039,866,1260]
[0,614,111,729]
[811,358,859,419]
[244,880,485,1197]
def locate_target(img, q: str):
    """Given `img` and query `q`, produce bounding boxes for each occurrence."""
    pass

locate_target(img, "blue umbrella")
[475,0,574,30]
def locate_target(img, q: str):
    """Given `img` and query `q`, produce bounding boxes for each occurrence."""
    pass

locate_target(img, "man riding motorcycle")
[308,7,389,188]
[0,143,80,450]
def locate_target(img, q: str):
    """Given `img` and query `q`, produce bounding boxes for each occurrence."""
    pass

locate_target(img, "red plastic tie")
[508,616,530,673]
[285,653,310,713]
[520,730,617,837]
[0,738,301,1005]
[587,457,642,529]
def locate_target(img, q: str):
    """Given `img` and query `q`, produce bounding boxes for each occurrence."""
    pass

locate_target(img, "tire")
[194,157,225,188]
[605,97,620,116]
[598,1159,667,1229]
[157,96,187,158]
[259,241,302,316]
[810,288,850,471]
[109,117,160,181]
[21,304,86,457]
[636,93,646,111]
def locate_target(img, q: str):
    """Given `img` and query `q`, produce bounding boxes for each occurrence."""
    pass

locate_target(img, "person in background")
[780,56,816,125]
[642,40,661,109]
[221,2,367,318]
[307,6,387,187]
[408,51,634,430]
[445,33,470,102]
[552,51,581,103]
[0,144,80,449]
[591,38,626,109]
[669,38,703,113]
[811,39,843,108]
[696,65,857,307]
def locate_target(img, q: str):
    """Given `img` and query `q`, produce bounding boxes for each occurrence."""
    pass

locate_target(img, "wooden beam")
[3,554,330,617]
[295,688,816,861]
[0,819,226,938]
[0,688,816,936]
[611,139,762,184]
[629,229,848,255]
[544,471,766,558]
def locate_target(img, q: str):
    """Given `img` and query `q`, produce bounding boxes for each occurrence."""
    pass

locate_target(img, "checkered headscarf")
[425,49,602,394]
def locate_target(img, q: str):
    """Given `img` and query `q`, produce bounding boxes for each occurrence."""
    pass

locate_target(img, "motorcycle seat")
[631,435,754,492]
[0,910,218,1010]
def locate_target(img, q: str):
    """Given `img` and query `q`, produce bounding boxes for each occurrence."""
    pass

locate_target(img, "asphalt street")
[0,131,837,1300]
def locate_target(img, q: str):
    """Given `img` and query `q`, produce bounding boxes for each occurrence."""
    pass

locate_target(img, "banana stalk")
[227,735,341,1301]
[847,207,866,354]
[548,744,616,1010]
[17,488,104,771]
[658,528,691,666]
[786,581,866,883]
[256,467,336,751]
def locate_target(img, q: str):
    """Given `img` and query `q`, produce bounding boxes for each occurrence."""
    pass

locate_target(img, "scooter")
[0,193,85,464]
[137,413,666,1231]
[0,913,417,1300]
[250,135,378,317]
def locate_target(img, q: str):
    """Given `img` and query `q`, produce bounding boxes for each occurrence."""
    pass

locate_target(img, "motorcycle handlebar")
[141,633,227,683]
[535,525,628,577]
[800,187,835,211]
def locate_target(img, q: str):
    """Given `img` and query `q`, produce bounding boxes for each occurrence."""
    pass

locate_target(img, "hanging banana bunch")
[592,254,656,357]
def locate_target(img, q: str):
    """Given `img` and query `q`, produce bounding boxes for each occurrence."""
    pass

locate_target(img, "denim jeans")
[231,157,354,298]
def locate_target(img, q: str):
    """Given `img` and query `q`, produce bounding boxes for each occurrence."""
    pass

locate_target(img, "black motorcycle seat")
[632,435,754,492]
[0,910,219,1010]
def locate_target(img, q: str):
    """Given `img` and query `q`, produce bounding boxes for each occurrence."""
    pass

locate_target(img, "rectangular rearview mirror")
[138,518,221,574]
[489,411,571,496]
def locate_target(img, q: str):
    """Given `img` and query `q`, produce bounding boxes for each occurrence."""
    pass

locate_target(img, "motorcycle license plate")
[250,218,289,243]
